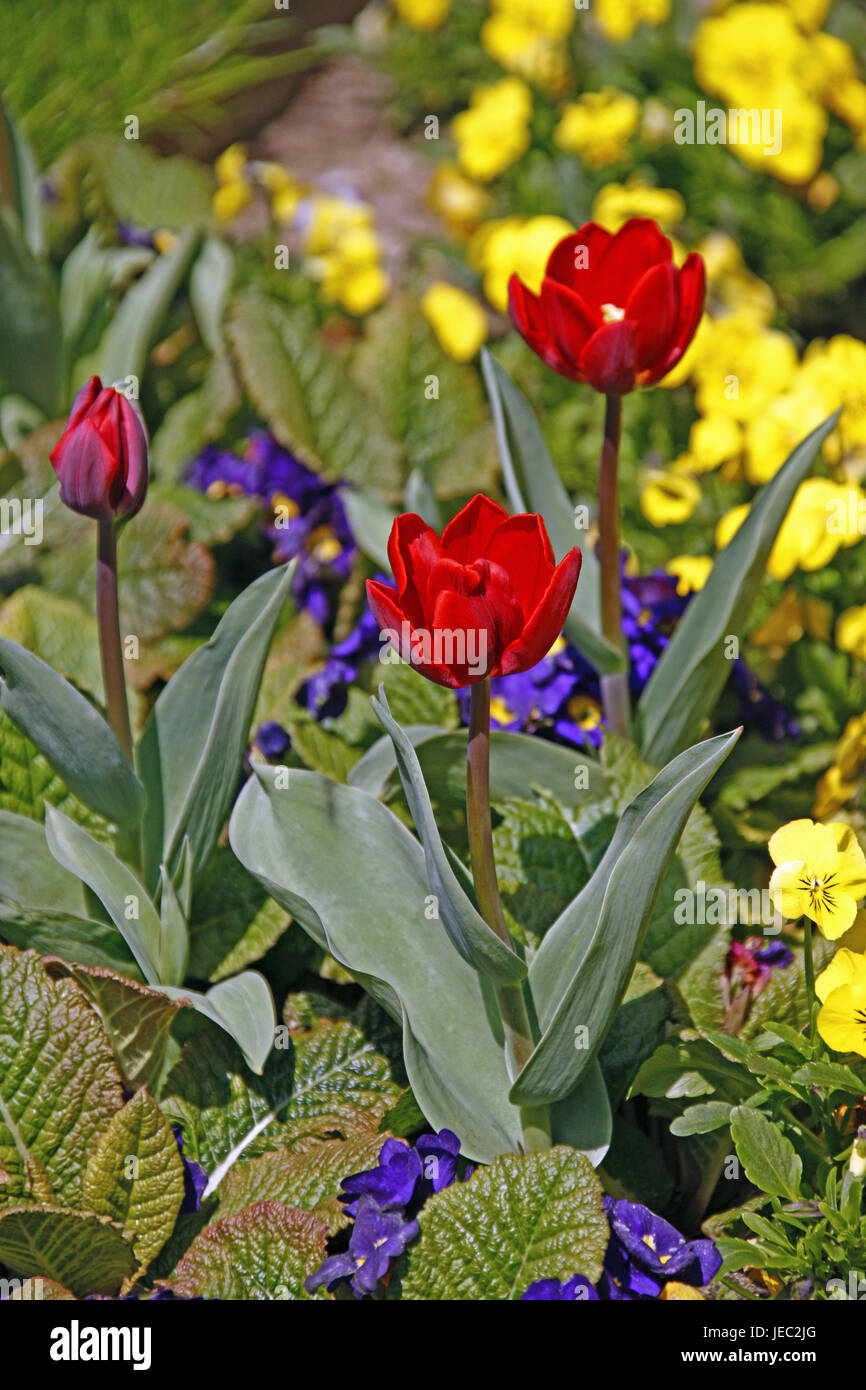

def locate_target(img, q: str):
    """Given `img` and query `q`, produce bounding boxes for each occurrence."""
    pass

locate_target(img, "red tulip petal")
[440,494,509,563]
[485,512,556,615]
[625,260,680,370]
[596,218,672,304]
[430,582,513,684]
[64,376,102,432]
[366,579,462,687]
[546,224,612,292]
[499,548,582,676]
[578,319,638,395]
[539,277,598,367]
[387,512,442,628]
[508,275,584,381]
[641,253,706,385]
[50,419,121,521]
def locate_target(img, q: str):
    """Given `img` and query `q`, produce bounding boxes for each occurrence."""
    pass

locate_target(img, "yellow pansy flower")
[769,819,866,939]
[427,164,491,238]
[213,143,253,223]
[836,607,866,662]
[688,413,742,473]
[392,0,452,31]
[798,337,866,465]
[468,214,573,313]
[699,232,776,325]
[487,0,576,40]
[716,480,851,581]
[451,78,532,183]
[640,470,701,527]
[594,0,670,43]
[744,381,832,484]
[481,15,570,95]
[816,948,866,1057]
[779,0,832,30]
[814,714,866,818]
[666,555,713,595]
[591,178,684,233]
[421,283,488,362]
[555,89,641,167]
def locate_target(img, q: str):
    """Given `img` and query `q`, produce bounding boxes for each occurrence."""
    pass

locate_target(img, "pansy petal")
[813,892,858,940]
[818,983,866,1057]
[815,948,866,1003]
[768,820,821,870]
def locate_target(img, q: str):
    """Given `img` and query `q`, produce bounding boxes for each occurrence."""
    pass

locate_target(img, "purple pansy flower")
[599,1197,721,1300]
[521,1274,599,1300]
[305,1195,419,1298]
[172,1127,208,1215]
[339,1129,464,1219]
[253,721,292,760]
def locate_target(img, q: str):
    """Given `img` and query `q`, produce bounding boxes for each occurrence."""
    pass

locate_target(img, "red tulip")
[508,218,705,395]
[366,495,581,688]
[50,377,148,521]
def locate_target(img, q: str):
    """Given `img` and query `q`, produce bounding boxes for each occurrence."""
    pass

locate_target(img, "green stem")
[467,679,551,1153]
[96,520,133,762]
[598,393,630,737]
[802,916,817,1050]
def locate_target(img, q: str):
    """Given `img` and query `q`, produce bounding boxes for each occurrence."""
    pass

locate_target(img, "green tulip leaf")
[0,208,62,414]
[371,687,526,985]
[94,226,201,387]
[0,636,145,828]
[511,729,740,1106]
[481,349,622,675]
[229,766,524,1161]
[136,561,295,887]
[44,806,163,984]
[636,412,840,764]
[158,971,276,1077]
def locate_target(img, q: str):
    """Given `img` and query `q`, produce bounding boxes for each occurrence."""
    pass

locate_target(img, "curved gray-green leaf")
[0,636,145,828]
[137,561,294,887]
[636,413,839,765]
[229,765,523,1161]
[511,729,740,1106]
[372,688,525,985]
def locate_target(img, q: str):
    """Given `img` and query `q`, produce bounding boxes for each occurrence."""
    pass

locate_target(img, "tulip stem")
[467,679,551,1154]
[96,520,133,764]
[598,393,630,738]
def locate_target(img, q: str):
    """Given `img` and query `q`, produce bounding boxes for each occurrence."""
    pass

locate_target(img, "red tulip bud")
[367,495,581,688]
[50,377,149,521]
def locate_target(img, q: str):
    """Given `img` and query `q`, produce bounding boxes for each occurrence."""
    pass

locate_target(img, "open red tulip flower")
[366,495,581,688]
[508,218,706,396]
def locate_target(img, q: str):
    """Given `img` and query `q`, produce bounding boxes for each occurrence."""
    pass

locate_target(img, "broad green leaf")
[372,688,526,984]
[216,1135,387,1233]
[0,585,102,700]
[168,1201,326,1300]
[379,659,459,730]
[399,1148,608,1299]
[41,499,216,646]
[188,848,290,983]
[82,1088,185,1270]
[45,806,162,984]
[351,726,609,810]
[0,945,124,1207]
[0,1207,135,1298]
[0,209,61,414]
[8,1277,75,1300]
[493,794,595,948]
[75,136,212,230]
[94,226,200,385]
[159,972,276,1076]
[0,809,138,975]
[288,719,362,783]
[729,1106,803,1202]
[669,1102,734,1137]
[511,729,740,1106]
[790,1060,865,1094]
[637,413,840,764]
[189,234,234,354]
[44,959,183,1090]
[352,294,497,496]
[137,561,295,886]
[227,292,401,490]
[162,1020,398,1182]
[0,637,144,827]
[481,349,621,676]
[229,768,524,1161]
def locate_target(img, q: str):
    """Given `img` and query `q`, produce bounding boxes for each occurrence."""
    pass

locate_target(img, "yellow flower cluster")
[480,0,576,95]
[717,478,864,582]
[815,714,866,819]
[391,0,453,30]
[692,2,866,183]
[301,196,389,316]
[555,89,641,167]
[593,0,670,43]
[591,178,684,234]
[451,77,533,183]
